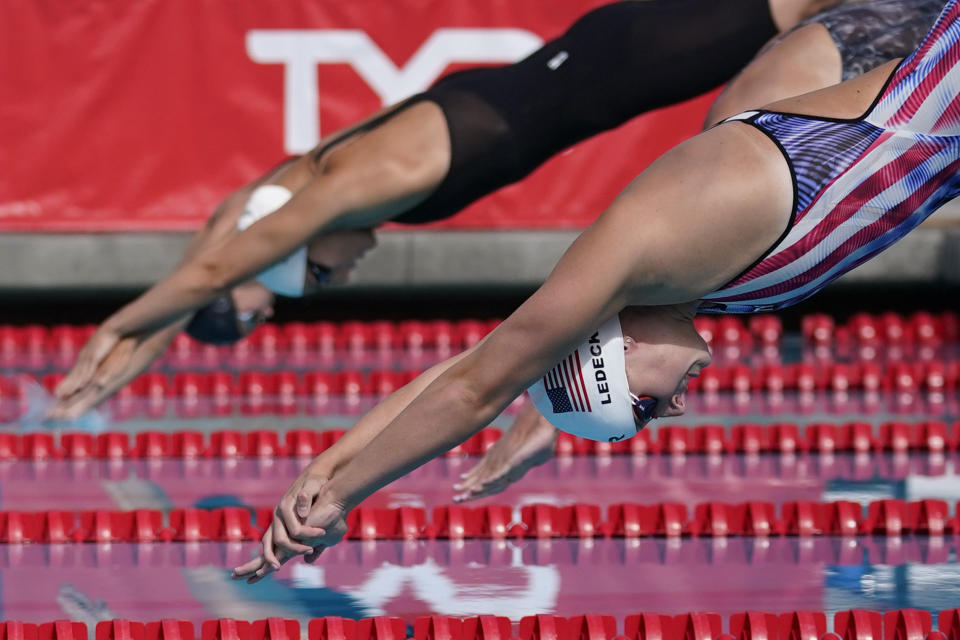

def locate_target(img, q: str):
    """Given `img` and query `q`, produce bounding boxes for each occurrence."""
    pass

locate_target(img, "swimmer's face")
[304,229,378,292]
[622,318,711,419]
[231,281,275,336]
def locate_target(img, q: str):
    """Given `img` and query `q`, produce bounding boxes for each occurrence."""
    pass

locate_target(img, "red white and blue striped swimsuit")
[699,0,960,314]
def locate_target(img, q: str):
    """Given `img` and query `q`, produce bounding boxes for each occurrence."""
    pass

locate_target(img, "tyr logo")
[247,29,543,153]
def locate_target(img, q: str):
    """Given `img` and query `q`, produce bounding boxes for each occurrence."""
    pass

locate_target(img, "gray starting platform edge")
[0,227,957,292]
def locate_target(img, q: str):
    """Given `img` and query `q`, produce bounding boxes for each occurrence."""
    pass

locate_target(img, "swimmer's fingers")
[453,470,511,503]
[275,476,327,539]
[260,524,282,571]
[453,454,508,500]
[294,475,329,520]
[453,458,495,491]
[232,528,278,583]
[239,527,292,584]
[48,386,101,421]
[454,461,487,488]
[231,555,268,580]
[57,328,122,398]
[50,338,141,419]
[271,512,320,557]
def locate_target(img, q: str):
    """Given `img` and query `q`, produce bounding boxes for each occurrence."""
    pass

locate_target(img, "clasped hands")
[231,462,349,584]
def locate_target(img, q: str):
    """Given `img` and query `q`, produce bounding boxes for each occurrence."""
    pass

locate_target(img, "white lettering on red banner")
[246,29,543,153]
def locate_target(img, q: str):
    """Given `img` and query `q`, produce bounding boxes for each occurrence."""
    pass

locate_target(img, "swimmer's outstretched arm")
[53,167,298,414]
[110,104,446,333]
[306,125,788,498]
[59,102,450,390]
[235,121,793,580]
[233,344,482,580]
[52,183,263,415]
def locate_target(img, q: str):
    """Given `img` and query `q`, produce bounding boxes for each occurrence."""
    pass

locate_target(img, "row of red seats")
[0,534,948,568]
[688,361,959,393]
[5,610,958,640]
[803,311,959,347]
[0,498,954,542]
[2,421,958,460]
[0,320,498,366]
[559,421,960,456]
[0,314,785,362]
[0,451,950,485]
[3,358,955,410]
[3,312,957,372]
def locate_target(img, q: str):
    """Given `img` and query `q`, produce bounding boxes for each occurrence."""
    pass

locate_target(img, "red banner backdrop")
[0,0,716,232]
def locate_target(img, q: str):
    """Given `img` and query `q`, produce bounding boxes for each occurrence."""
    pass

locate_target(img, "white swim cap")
[527,314,639,442]
[237,185,307,298]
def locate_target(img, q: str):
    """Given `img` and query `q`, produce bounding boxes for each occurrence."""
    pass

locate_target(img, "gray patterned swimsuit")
[792,0,944,79]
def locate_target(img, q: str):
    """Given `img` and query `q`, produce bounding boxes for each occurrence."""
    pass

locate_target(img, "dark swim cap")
[185,295,244,344]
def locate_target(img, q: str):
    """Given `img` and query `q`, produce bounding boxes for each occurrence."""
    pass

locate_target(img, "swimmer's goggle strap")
[307,260,333,285]
[630,394,657,430]
[605,394,658,443]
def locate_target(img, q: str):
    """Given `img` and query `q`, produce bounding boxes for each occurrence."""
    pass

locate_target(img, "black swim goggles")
[307,260,334,285]
[629,393,658,430]
[236,309,270,335]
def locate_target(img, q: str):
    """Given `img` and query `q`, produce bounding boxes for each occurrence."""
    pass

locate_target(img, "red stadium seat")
[432,506,481,540]
[909,499,952,536]
[607,504,651,538]
[649,503,688,538]
[201,620,251,640]
[171,431,206,458]
[60,433,95,459]
[822,501,863,537]
[781,502,825,537]
[246,430,284,458]
[730,613,779,640]
[0,432,21,460]
[271,371,299,416]
[370,321,400,353]
[625,614,673,640]
[671,613,722,640]
[209,507,258,542]
[833,611,882,640]
[731,424,767,454]
[356,619,405,640]
[519,616,566,640]
[861,499,907,536]
[301,372,337,414]
[38,623,87,640]
[309,620,356,640]
[285,430,322,457]
[250,621,298,640]
[97,622,146,640]
[777,612,826,640]
[749,315,782,346]
[688,502,736,536]
[22,433,58,460]
[133,432,172,458]
[239,372,273,416]
[693,424,728,455]
[736,502,780,537]
[413,618,462,640]
[521,504,561,538]
[169,509,212,541]
[340,321,372,353]
[555,504,603,538]
[659,426,693,455]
